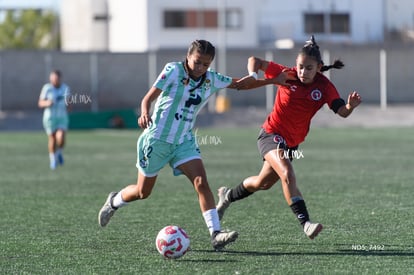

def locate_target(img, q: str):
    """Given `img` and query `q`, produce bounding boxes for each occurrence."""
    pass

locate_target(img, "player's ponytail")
[321,59,344,72]
[301,35,345,72]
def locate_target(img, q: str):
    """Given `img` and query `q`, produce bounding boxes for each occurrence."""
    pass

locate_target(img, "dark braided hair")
[321,59,344,72]
[183,40,215,92]
[187,39,215,60]
[300,35,344,72]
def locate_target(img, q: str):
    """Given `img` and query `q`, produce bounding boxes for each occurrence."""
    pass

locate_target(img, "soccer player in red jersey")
[216,36,362,240]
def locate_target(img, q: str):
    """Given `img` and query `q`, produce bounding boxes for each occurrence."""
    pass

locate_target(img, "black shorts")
[257,128,299,161]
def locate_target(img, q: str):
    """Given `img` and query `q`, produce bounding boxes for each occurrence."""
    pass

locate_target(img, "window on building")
[304,13,325,33]
[164,9,241,29]
[164,10,187,28]
[304,12,350,34]
[203,10,218,28]
[226,9,242,29]
[330,13,350,33]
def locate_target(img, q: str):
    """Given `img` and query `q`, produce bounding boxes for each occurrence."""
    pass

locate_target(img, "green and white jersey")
[146,62,232,144]
[40,83,70,119]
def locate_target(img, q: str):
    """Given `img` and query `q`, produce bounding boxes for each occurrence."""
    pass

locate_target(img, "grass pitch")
[1,127,413,274]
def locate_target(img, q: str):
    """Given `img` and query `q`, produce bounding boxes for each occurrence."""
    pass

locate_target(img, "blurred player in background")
[38,70,70,170]
[98,39,292,251]
[216,35,362,240]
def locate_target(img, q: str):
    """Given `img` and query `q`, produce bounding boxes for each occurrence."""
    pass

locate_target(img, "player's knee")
[56,130,65,140]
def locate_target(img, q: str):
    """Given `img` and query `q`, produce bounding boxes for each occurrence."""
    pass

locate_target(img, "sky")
[0,0,61,11]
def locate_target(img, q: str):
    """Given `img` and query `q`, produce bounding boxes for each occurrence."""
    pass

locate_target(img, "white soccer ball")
[155,225,190,259]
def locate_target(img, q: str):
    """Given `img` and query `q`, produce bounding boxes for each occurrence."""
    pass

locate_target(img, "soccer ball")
[155,225,190,259]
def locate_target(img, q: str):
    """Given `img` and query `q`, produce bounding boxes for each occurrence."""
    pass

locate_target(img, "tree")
[0,9,60,49]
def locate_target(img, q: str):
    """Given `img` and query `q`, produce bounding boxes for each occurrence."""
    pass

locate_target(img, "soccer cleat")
[211,230,239,251]
[216,187,231,220]
[304,222,323,240]
[98,192,118,227]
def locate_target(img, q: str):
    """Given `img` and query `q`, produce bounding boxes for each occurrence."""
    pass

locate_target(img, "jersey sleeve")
[153,62,178,91]
[324,80,345,112]
[39,84,51,100]
[264,62,287,79]
[210,70,232,90]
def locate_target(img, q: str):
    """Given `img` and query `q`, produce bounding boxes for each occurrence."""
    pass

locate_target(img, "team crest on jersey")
[181,77,189,85]
[310,89,322,101]
[204,78,211,90]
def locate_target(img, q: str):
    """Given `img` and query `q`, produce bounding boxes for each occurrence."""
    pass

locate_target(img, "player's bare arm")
[337,91,362,118]
[38,98,53,108]
[247,56,270,74]
[227,75,270,90]
[138,87,162,128]
[230,70,295,90]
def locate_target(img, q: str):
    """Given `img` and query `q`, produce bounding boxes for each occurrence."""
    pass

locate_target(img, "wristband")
[249,71,258,80]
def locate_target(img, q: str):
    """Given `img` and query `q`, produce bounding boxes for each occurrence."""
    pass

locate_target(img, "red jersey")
[263,61,342,147]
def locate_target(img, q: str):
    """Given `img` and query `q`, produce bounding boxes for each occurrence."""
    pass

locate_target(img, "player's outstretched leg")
[98,192,118,227]
[211,230,239,251]
[216,187,231,220]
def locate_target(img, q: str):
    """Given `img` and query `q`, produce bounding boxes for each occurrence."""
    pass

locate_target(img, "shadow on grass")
[224,250,414,257]
[176,249,238,263]
[188,248,414,258]
[181,258,239,263]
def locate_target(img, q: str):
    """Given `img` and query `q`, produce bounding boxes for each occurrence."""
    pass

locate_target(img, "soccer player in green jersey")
[98,40,291,251]
[38,70,70,170]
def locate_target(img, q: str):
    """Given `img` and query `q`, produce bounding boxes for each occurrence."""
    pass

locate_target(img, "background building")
[60,0,257,52]
[60,0,108,51]
[0,0,413,113]
[59,0,414,52]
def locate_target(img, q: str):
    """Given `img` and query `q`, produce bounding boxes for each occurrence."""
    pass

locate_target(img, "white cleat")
[304,222,323,240]
[211,230,239,251]
[98,192,118,227]
[216,187,231,221]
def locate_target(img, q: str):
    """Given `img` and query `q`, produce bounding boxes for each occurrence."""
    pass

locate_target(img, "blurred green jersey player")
[38,70,71,170]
